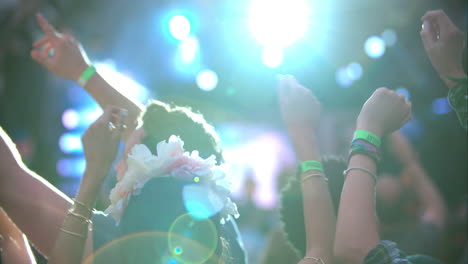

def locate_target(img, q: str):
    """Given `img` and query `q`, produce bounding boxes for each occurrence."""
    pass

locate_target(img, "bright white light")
[336,67,353,87]
[396,87,410,100]
[262,47,284,68]
[346,62,363,81]
[169,15,191,40]
[196,70,218,91]
[381,29,397,47]
[179,36,199,64]
[59,133,82,154]
[365,36,386,59]
[248,0,310,48]
[62,109,79,130]
[95,63,148,102]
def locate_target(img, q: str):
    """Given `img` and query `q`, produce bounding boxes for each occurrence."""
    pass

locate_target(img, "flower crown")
[105,135,239,225]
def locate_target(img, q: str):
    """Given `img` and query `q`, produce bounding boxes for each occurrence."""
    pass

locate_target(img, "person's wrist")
[73,61,91,82]
[356,120,383,138]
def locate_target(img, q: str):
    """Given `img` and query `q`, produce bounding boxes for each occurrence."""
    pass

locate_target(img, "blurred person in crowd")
[420,9,467,130]
[236,174,275,264]
[376,132,447,258]
[0,207,36,264]
[0,13,246,264]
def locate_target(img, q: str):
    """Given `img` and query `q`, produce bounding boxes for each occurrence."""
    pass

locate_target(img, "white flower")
[105,136,239,225]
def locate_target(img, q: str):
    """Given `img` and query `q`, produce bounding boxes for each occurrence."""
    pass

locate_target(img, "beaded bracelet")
[349,139,381,164]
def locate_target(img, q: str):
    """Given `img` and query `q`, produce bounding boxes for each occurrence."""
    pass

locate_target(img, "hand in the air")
[31,13,89,81]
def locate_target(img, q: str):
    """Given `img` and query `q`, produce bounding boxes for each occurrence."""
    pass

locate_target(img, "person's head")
[279,156,347,257]
[115,100,222,181]
[110,101,244,263]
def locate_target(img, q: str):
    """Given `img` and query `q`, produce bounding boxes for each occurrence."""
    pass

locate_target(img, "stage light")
[381,29,397,47]
[59,133,83,154]
[196,70,218,91]
[62,109,79,130]
[169,15,191,40]
[248,0,310,48]
[432,98,452,115]
[346,62,363,81]
[396,87,410,100]
[56,158,86,178]
[336,67,353,87]
[95,63,148,102]
[179,36,199,64]
[261,47,283,68]
[365,36,386,59]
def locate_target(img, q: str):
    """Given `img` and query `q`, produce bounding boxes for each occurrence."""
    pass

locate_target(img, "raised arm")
[30,13,144,139]
[0,207,37,264]
[334,88,411,264]
[389,132,447,228]
[0,127,72,256]
[420,10,467,129]
[49,107,124,264]
[278,75,335,264]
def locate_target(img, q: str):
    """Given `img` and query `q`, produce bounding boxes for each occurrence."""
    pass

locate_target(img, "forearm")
[0,208,37,264]
[290,129,335,263]
[82,71,144,138]
[0,127,72,257]
[334,154,379,264]
[49,166,103,264]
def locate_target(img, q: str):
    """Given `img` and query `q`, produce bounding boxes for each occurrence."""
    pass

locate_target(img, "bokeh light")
[261,47,283,68]
[179,36,199,64]
[346,62,363,81]
[364,36,386,59]
[432,98,452,115]
[336,67,353,87]
[169,15,191,40]
[196,70,218,91]
[168,214,218,263]
[59,132,83,154]
[56,157,86,178]
[248,0,311,48]
[62,109,79,130]
[396,87,410,100]
[381,29,397,47]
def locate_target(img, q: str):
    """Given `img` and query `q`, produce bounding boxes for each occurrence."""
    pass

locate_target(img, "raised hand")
[420,10,466,85]
[357,88,411,138]
[31,13,89,81]
[278,75,321,130]
[81,106,127,177]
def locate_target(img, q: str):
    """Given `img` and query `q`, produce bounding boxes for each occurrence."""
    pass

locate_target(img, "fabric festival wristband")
[77,65,97,87]
[353,129,381,148]
[299,160,324,174]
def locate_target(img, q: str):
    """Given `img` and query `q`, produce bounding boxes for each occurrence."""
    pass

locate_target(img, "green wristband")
[77,65,96,87]
[353,130,381,148]
[299,160,324,174]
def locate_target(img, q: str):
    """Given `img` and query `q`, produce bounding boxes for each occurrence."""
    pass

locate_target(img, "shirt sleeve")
[447,76,468,130]
[364,240,412,264]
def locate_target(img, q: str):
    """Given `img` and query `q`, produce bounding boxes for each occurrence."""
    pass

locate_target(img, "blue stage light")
[59,133,83,154]
[365,36,386,59]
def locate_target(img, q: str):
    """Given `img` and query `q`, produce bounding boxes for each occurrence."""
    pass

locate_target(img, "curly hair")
[140,100,223,163]
[279,156,347,257]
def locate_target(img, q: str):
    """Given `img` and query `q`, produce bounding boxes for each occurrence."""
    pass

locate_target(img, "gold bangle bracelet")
[302,173,328,183]
[67,210,93,224]
[59,228,86,239]
[303,256,325,264]
[72,198,93,213]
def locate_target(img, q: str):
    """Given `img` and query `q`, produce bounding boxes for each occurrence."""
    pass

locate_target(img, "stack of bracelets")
[343,129,382,182]
[59,199,94,239]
